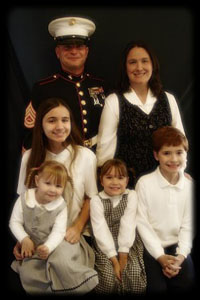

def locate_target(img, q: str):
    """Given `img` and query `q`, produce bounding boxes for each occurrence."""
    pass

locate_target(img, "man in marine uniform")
[24,16,108,151]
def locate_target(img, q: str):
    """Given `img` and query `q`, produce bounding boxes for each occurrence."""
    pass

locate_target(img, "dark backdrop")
[5,4,198,293]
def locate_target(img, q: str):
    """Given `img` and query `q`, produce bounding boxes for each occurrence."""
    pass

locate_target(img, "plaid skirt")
[93,232,147,295]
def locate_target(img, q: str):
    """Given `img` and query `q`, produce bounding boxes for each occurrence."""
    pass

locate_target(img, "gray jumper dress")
[11,193,98,295]
[92,194,146,295]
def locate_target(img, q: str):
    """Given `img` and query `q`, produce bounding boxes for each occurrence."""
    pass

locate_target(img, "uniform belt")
[84,135,98,148]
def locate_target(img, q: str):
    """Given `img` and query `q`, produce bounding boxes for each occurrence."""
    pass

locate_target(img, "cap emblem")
[69,18,76,26]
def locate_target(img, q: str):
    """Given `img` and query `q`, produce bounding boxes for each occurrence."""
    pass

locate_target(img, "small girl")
[9,160,71,294]
[90,159,146,295]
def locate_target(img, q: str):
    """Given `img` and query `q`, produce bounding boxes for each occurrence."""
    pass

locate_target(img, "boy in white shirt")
[136,126,195,294]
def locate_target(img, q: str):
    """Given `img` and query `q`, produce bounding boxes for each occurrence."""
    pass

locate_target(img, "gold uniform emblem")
[68,18,76,26]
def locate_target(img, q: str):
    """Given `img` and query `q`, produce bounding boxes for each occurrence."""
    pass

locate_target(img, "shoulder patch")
[24,101,36,128]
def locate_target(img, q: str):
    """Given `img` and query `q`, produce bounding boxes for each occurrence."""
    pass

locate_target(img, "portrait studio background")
[6,5,197,292]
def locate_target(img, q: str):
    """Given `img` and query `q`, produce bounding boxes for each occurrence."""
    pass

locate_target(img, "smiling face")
[154,144,187,179]
[42,105,71,152]
[126,46,153,88]
[101,166,128,196]
[35,172,64,204]
[55,44,89,74]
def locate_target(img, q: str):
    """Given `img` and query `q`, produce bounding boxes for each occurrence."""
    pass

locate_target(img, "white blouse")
[96,89,185,167]
[17,145,98,235]
[135,167,193,259]
[90,189,138,258]
[9,188,67,253]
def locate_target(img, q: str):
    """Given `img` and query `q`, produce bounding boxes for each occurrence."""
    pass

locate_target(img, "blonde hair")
[26,160,73,190]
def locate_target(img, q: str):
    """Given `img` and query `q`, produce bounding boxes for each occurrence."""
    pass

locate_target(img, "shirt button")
[82,110,87,115]
[76,82,81,87]
[81,100,86,105]
[83,128,88,133]
[83,119,87,124]
[79,91,84,96]
[149,124,154,129]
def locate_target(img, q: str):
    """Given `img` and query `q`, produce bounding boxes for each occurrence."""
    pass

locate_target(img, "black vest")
[115,92,172,185]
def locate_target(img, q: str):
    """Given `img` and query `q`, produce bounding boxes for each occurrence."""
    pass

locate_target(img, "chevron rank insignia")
[24,102,36,128]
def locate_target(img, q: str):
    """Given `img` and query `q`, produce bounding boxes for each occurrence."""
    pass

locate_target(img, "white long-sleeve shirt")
[17,145,98,235]
[90,189,138,258]
[9,188,67,253]
[96,89,185,167]
[135,167,193,259]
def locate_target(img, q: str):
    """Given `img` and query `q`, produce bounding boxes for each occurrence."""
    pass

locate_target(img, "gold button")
[79,91,84,96]
[83,119,87,124]
[81,100,86,105]
[76,82,80,87]
[83,128,87,133]
[82,110,87,115]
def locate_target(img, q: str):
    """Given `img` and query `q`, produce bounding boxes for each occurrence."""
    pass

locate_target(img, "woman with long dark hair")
[96,40,185,186]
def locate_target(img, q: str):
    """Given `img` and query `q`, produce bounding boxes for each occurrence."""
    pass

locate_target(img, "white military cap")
[48,16,96,44]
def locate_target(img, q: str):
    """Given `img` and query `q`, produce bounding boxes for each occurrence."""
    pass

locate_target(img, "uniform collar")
[156,166,185,190]
[60,68,85,82]
[25,188,64,211]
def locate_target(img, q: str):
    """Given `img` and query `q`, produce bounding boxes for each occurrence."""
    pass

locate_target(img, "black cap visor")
[55,35,90,46]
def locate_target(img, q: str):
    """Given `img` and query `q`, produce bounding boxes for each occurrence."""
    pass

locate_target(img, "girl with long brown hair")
[12,97,98,294]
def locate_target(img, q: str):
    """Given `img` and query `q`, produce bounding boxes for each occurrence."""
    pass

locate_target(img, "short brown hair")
[100,159,128,181]
[152,126,189,152]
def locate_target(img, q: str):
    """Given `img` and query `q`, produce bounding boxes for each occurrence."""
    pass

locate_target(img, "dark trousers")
[143,244,195,294]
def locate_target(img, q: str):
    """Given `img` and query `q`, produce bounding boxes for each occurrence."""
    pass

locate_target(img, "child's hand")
[162,254,184,278]
[113,262,121,281]
[162,265,180,278]
[37,244,49,260]
[21,236,35,258]
[119,252,128,273]
[65,225,81,244]
[157,254,179,269]
[13,241,23,260]
[110,256,121,281]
